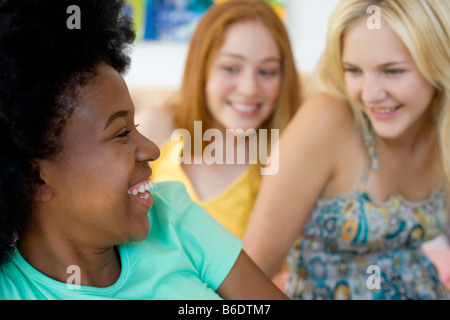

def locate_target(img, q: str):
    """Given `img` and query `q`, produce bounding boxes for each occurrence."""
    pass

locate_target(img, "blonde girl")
[244,0,450,299]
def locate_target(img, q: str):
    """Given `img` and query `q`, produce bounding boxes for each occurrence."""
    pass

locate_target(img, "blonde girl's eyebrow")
[342,60,408,68]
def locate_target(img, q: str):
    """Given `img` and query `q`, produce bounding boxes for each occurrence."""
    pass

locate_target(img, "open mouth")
[227,101,262,116]
[128,178,153,208]
[369,105,403,119]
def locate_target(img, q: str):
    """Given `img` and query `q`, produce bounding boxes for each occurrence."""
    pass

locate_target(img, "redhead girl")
[136,0,301,239]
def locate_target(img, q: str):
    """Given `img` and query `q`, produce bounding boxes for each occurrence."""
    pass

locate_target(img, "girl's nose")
[237,69,259,98]
[361,74,387,104]
[135,131,160,163]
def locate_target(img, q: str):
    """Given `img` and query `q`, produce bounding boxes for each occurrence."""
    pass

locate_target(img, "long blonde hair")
[314,0,450,138]
[173,0,301,154]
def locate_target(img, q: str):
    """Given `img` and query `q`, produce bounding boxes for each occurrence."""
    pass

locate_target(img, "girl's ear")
[33,160,55,203]
[34,183,54,203]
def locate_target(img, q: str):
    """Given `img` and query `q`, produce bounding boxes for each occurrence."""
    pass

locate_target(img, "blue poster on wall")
[125,0,285,42]
[145,0,213,41]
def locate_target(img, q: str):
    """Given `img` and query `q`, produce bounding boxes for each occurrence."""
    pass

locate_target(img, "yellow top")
[151,140,261,239]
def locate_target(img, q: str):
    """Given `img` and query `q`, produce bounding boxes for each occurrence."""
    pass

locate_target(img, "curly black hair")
[0,0,135,265]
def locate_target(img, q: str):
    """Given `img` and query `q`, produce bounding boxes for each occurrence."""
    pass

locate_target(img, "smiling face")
[342,19,436,139]
[38,63,160,247]
[205,20,282,131]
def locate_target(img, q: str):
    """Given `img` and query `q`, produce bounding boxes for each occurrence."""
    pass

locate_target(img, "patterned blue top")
[285,126,448,300]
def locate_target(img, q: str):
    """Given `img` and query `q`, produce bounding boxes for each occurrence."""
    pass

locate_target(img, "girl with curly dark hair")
[0,0,287,299]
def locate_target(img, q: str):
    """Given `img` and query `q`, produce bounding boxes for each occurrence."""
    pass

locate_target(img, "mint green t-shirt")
[0,181,243,300]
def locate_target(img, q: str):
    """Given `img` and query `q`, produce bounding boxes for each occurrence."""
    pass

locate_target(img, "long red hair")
[173,0,301,155]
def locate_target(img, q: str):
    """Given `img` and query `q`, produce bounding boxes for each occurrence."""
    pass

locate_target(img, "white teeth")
[232,103,259,112]
[139,193,150,200]
[372,107,398,114]
[128,178,153,196]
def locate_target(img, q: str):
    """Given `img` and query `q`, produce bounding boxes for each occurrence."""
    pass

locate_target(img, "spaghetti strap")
[358,123,379,192]
[358,161,371,193]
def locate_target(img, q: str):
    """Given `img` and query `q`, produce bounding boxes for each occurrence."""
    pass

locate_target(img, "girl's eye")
[385,69,405,75]
[344,68,361,74]
[116,124,139,139]
[221,66,239,74]
[116,129,131,138]
[259,69,280,77]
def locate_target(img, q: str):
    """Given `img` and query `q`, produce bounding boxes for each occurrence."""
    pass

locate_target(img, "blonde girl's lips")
[369,105,403,120]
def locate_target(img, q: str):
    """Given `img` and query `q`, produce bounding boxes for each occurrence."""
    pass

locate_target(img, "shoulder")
[150,180,241,249]
[276,92,362,184]
[284,92,357,149]
[150,181,199,221]
[0,258,14,290]
[0,252,40,299]
[152,181,190,207]
[134,105,175,148]
[150,180,230,232]
[296,92,355,130]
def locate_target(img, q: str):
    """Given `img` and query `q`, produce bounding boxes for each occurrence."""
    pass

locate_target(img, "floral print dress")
[284,126,448,300]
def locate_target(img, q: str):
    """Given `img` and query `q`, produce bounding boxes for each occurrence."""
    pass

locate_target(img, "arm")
[216,250,289,300]
[243,93,353,278]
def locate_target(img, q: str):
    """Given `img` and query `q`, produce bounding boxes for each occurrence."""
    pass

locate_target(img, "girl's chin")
[370,122,407,140]
[222,117,266,132]
[128,220,151,243]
